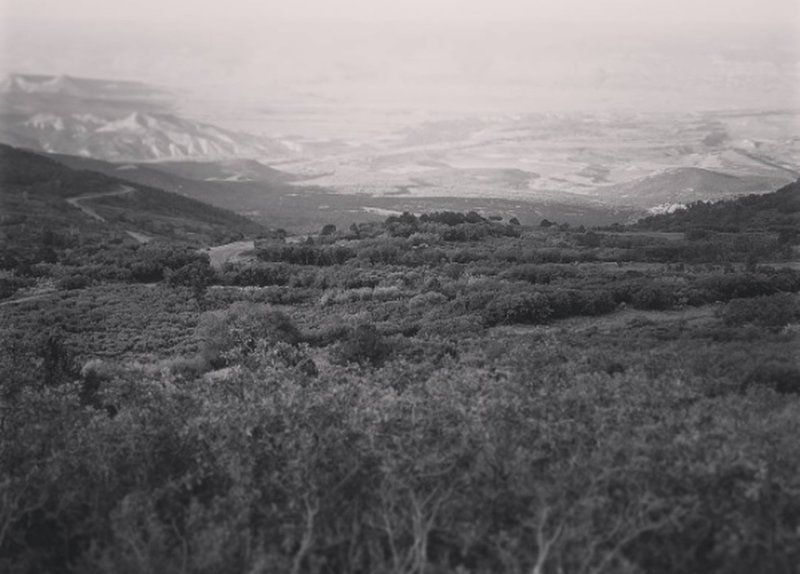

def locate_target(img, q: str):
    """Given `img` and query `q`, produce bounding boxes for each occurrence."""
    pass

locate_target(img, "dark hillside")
[0,144,265,246]
[634,179,800,240]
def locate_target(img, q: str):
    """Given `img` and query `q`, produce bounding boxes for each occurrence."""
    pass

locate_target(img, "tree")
[465,211,485,224]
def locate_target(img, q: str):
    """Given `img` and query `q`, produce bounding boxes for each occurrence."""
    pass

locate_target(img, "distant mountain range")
[0,73,295,162]
[0,73,169,105]
[3,72,797,230]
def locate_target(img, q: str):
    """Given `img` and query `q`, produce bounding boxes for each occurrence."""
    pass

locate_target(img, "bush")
[721,294,800,329]
[484,291,553,325]
[743,363,800,394]
[166,258,215,295]
[56,274,91,291]
[0,274,35,299]
[408,291,448,310]
[197,302,301,368]
[631,285,676,310]
[334,323,390,366]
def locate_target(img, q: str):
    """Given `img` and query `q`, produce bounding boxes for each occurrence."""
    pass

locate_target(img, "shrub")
[197,302,301,368]
[408,291,448,310]
[0,274,35,299]
[55,273,90,291]
[166,259,215,294]
[484,291,553,325]
[630,285,675,310]
[742,363,800,394]
[721,294,800,329]
[334,323,390,366]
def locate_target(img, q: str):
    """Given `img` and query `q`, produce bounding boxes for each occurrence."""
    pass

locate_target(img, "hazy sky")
[2,0,799,115]
[4,0,799,24]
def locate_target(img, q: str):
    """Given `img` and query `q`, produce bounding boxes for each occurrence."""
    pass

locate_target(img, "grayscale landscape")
[2,1,800,572]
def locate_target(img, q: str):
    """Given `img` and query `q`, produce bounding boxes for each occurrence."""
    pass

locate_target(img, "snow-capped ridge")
[2,104,296,162]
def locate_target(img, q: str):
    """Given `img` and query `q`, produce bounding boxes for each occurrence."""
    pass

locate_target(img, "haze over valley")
[2,1,799,229]
[1,70,798,229]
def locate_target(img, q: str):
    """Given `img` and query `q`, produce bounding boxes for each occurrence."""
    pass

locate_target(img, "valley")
[2,73,798,233]
[274,110,798,205]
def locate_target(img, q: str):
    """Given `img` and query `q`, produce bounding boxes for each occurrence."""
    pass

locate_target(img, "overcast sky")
[4,0,799,24]
[2,0,799,114]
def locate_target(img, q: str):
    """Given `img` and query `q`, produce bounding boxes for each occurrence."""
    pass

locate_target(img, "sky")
[3,0,799,25]
[1,0,799,115]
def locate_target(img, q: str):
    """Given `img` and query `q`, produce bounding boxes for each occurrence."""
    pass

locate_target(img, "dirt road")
[66,185,136,222]
[66,185,151,243]
[0,291,57,308]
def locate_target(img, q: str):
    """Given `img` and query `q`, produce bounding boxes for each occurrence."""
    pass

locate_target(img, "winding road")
[66,185,151,243]
[0,291,58,308]
[3,190,260,307]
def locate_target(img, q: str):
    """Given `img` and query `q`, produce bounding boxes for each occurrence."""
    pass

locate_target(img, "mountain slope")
[634,179,800,236]
[0,144,265,248]
[39,151,310,226]
[49,153,298,191]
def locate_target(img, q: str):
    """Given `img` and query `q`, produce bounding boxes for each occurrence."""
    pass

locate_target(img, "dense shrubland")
[3,304,800,573]
[2,186,800,572]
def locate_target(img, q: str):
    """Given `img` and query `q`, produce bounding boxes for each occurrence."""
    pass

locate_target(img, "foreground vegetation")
[1,177,800,572]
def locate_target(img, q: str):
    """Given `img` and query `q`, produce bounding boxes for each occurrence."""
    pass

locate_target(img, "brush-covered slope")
[0,144,265,251]
[634,179,800,237]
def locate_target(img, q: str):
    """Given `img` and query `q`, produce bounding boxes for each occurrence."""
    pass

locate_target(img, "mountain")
[0,144,265,247]
[0,73,295,162]
[599,167,792,208]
